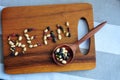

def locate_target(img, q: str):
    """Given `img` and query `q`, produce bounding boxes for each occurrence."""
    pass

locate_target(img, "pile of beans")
[54,47,71,64]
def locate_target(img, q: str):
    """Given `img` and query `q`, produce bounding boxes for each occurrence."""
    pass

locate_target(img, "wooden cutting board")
[2,3,96,74]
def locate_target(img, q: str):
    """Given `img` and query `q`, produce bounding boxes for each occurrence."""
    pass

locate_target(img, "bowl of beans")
[52,44,74,66]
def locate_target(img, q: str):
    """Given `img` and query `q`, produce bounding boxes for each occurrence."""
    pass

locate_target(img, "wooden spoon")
[52,21,107,66]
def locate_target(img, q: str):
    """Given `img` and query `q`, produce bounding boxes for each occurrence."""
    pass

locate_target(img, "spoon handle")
[74,21,107,46]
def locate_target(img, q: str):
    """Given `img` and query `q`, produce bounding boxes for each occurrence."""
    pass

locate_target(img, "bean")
[27,40,31,44]
[57,29,61,34]
[65,21,69,27]
[27,37,30,41]
[52,37,57,43]
[46,34,51,37]
[43,36,47,40]
[44,29,48,33]
[59,26,64,32]
[47,26,50,31]
[59,58,63,61]
[24,29,28,33]
[15,41,19,46]
[18,36,22,41]
[11,45,15,48]
[29,45,33,48]
[18,43,22,47]
[62,47,65,50]
[33,44,38,47]
[67,27,70,32]
[30,36,35,40]
[10,48,15,52]
[50,31,55,37]
[58,34,62,40]
[15,34,20,37]
[60,48,63,53]
[56,24,60,28]
[28,28,34,32]
[44,40,47,45]
[65,32,70,37]
[10,52,15,56]
[9,41,14,46]
[59,55,62,59]
[14,51,18,56]
[24,34,29,37]
[62,60,67,64]
[56,48,60,53]
[21,44,26,47]
[23,47,27,51]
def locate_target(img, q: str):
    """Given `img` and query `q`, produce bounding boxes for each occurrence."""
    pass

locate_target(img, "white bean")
[29,45,33,48]
[44,40,47,45]
[56,48,60,52]
[24,34,29,37]
[33,44,38,47]
[10,48,14,52]
[66,21,69,27]
[14,52,18,56]
[65,50,68,53]
[18,36,22,41]
[15,41,19,46]
[43,36,47,40]
[9,41,14,46]
[24,29,28,33]
[65,32,69,37]
[18,43,22,47]
[44,29,48,33]
[58,34,62,40]
[27,37,30,41]
[21,44,26,47]
[62,47,65,50]
[62,60,67,64]
[59,59,63,61]
[57,29,61,34]
[27,40,31,44]
[23,47,27,51]
[30,36,34,40]
[11,45,15,48]
[46,34,51,37]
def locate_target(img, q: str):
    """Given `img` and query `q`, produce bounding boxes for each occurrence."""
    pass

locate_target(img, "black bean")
[50,31,55,37]
[65,56,69,60]
[68,33,71,37]
[52,38,57,43]
[58,52,63,55]
[60,48,63,53]
[47,26,50,31]
[67,27,70,32]
[67,53,71,57]
[15,34,20,37]
[10,52,15,56]
[59,26,64,32]
[62,54,67,60]
[11,47,16,50]
[28,28,33,32]
[50,31,57,42]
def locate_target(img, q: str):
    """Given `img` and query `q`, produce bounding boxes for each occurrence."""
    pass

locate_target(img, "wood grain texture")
[2,3,96,74]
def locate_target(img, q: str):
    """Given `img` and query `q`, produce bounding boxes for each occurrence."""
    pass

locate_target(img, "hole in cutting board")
[78,18,90,55]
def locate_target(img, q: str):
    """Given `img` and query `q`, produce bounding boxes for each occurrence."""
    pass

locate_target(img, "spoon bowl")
[52,21,107,66]
[52,44,74,66]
